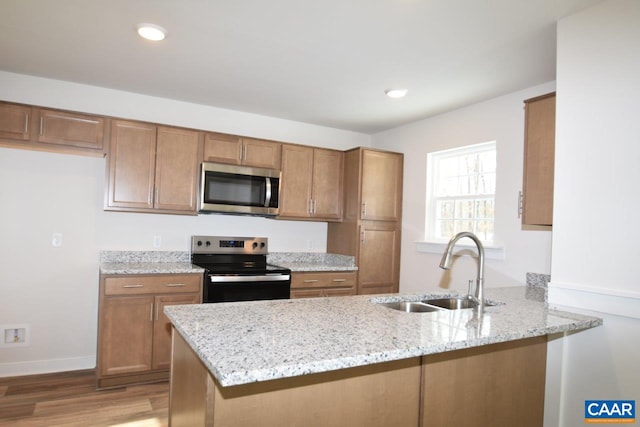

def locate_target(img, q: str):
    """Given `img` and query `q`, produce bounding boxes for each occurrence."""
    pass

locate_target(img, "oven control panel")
[191,236,268,254]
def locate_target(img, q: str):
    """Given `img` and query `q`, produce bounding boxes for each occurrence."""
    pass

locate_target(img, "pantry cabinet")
[203,132,282,170]
[97,274,202,388]
[279,145,343,221]
[0,101,106,156]
[522,92,555,226]
[106,120,202,214]
[328,148,403,295]
[290,271,356,299]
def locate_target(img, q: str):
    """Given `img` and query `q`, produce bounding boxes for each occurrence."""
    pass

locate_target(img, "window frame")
[425,141,497,244]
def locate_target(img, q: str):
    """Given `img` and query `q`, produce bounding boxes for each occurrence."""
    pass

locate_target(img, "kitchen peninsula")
[165,287,601,427]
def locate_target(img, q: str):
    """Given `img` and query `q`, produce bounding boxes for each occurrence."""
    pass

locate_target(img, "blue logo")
[585,400,635,423]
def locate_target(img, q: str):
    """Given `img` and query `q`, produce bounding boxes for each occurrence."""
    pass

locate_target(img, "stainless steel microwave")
[199,162,280,216]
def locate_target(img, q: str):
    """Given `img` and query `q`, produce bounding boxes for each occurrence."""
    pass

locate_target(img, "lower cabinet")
[97,274,202,389]
[290,271,356,299]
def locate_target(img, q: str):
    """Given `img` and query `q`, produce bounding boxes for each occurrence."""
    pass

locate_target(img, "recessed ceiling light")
[137,23,167,41]
[385,88,408,98]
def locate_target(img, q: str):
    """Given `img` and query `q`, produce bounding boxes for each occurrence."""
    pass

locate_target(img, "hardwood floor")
[0,370,168,426]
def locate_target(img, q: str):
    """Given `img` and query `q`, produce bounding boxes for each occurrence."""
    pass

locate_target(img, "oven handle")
[209,274,290,283]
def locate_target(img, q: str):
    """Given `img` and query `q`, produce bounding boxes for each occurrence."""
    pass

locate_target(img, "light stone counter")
[267,252,357,272]
[164,286,602,387]
[99,250,205,275]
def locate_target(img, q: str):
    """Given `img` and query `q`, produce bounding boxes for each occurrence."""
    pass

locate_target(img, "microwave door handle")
[264,177,272,207]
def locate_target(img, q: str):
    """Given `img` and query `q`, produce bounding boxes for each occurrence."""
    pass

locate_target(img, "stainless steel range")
[191,236,291,303]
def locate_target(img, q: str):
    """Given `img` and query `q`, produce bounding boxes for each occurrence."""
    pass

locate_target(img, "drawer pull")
[24,114,29,134]
[166,283,186,287]
[303,279,319,283]
[332,278,347,282]
[39,117,44,136]
[123,284,144,288]
[150,303,153,321]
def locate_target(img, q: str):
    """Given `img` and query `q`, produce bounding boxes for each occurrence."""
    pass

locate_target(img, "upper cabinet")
[106,120,202,215]
[522,92,555,226]
[203,132,282,170]
[0,102,31,140]
[360,149,403,222]
[279,144,343,221]
[0,101,106,156]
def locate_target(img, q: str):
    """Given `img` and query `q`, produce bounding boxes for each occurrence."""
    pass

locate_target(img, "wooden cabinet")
[328,147,403,295]
[203,132,282,170]
[106,120,202,214]
[522,92,555,226]
[0,101,106,155]
[0,102,31,140]
[97,273,202,388]
[279,145,343,221]
[290,271,356,299]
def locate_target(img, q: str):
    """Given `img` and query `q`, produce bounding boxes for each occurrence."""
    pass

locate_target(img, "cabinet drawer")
[291,272,356,289]
[104,275,202,295]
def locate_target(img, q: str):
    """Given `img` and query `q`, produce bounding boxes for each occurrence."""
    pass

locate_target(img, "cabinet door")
[358,223,401,294]
[279,145,314,218]
[107,120,157,209]
[361,150,403,221]
[203,132,242,165]
[290,289,325,299]
[242,138,282,169]
[99,296,154,376]
[0,102,31,141]
[312,148,343,220]
[522,93,555,226]
[152,294,200,370]
[154,126,201,212]
[36,108,104,150]
[324,287,356,297]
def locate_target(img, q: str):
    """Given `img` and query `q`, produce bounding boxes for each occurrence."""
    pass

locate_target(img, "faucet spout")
[439,231,485,312]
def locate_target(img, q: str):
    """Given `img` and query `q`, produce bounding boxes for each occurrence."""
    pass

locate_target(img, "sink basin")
[423,297,477,310]
[379,301,443,313]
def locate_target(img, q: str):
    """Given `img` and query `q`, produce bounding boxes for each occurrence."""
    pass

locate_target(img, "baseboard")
[0,355,95,378]
[548,281,640,320]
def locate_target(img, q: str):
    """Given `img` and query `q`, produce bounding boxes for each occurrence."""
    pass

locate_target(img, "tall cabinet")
[328,148,403,295]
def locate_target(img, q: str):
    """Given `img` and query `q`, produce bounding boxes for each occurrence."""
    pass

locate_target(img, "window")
[426,141,496,243]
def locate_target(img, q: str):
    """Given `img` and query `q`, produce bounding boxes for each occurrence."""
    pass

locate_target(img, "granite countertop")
[267,252,357,272]
[99,250,355,274]
[164,286,602,387]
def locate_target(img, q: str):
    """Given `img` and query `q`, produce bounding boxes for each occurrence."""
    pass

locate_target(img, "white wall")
[546,0,640,425]
[372,83,554,294]
[0,72,370,376]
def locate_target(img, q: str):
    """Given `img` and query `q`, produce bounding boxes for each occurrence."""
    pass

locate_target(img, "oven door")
[203,273,291,303]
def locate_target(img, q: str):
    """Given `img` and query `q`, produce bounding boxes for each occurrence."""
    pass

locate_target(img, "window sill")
[415,241,505,261]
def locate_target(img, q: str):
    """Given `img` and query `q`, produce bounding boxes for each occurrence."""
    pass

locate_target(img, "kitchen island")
[165,287,601,427]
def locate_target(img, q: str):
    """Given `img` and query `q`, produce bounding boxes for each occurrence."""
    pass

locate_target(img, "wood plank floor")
[0,370,168,427]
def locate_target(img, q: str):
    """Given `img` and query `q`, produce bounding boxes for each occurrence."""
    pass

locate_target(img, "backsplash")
[526,272,550,302]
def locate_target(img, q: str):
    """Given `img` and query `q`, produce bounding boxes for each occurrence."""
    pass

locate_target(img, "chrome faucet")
[439,231,485,312]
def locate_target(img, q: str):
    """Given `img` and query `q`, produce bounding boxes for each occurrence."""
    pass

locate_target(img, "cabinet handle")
[240,144,246,161]
[303,279,319,283]
[39,117,44,136]
[24,114,29,134]
[155,303,159,321]
[150,303,154,321]
[361,202,367,217]
[332,278,346,282]
[360,230,366,244]
[123,284,144,288]
[166,283,186,287]
[312,199,316,214]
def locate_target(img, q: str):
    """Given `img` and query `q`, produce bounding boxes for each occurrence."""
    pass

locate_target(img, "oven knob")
[205,241,211,247]
[197,240,203,246]
[252,242,258,250]
[260,242,266,248]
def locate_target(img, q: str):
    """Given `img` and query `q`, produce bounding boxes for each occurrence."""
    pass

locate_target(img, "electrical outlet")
[1,324,30,347]
[153,235,162,248]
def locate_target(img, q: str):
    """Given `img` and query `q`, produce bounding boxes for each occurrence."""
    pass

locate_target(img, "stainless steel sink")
[422,297,477,310]
[379,301,443,313]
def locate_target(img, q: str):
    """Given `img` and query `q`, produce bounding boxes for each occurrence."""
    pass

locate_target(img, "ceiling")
[0,0,601,134]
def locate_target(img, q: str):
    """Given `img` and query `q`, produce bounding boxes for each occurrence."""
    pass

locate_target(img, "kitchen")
[1,0,639,426]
